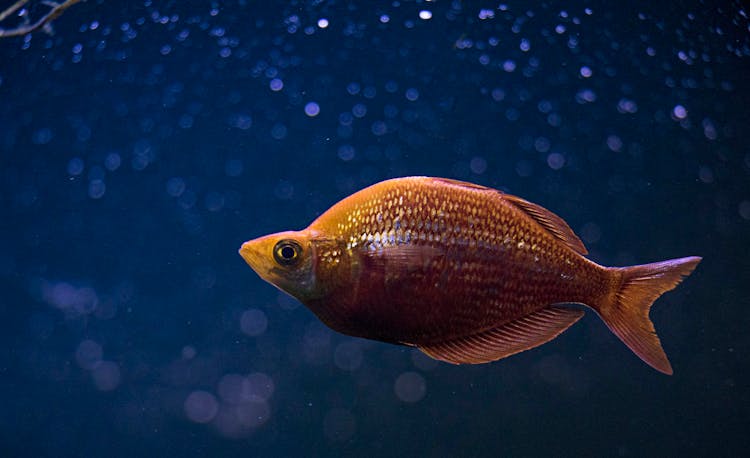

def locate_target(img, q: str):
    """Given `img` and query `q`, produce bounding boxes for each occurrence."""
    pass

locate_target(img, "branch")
[0,0,84,38]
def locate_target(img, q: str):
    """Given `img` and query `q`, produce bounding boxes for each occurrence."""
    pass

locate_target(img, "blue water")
[1,1,748,456]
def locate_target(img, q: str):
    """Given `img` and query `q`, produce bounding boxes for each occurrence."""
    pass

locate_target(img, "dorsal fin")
[503,194,588,255]
[430,177,587,255]
[418,306,584,364]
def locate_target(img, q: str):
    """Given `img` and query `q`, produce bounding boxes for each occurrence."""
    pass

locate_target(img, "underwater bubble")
[240,309,268,337]
[67,157,85,176]
[32,127,53,145]
[88,179,106,199]
[323,408,356,442]
[225,159,244,177]
[672,104,688,120]
[166,177,185,197]
[479,9,495,20]
[739,201,750,221]
[379,14,390,24]
[182,345,196,359]
[580,66,592,78]
[419,10,432,20]
[244,372,275,401]
[305,102,321,117]
[470,157,487,174]
[606,135,623,152]
[218,373,246,404]
[274,180,295,200]
[236,398,271,428]
[394,371,426,403]
[547,153,565,170]
[75,339,103,370]
[580,222,602,244]
[271,123,287,140]
[333,341,363,371]
[405,88,419,101]
[698,166,714,184]
[184,391,219,424]
[269,78,283,91]
[91,361,121,391]
[104,153,121,171]
[317,18,329,28]
[337,145,356,161]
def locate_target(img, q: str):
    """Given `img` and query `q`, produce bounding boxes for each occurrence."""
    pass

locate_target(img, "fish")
[239,177,701,375]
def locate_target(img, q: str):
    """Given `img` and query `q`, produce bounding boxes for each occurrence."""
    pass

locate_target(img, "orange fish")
[239,177,700,374]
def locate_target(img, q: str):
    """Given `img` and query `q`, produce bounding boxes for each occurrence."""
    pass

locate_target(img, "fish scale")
[240,176,701,374]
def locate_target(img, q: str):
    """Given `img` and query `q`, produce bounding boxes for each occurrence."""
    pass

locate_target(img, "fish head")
[239,230,319,301]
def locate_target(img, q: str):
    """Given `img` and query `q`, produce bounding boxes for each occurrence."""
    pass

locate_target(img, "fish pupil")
[281,246,295,259]
[273,239,302,266]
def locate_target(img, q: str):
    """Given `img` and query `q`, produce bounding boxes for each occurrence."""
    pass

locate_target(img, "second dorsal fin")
[503,194,588,255]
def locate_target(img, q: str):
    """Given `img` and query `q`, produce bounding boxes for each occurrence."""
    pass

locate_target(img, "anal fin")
[418,306,584,365]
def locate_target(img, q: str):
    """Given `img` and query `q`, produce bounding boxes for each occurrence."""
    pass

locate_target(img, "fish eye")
[273,239,302,266]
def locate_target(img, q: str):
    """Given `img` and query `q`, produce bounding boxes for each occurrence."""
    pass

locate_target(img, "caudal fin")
[598,256,701,375]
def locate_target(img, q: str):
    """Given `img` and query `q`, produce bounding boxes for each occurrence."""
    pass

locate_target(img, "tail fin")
[598,256,701,375]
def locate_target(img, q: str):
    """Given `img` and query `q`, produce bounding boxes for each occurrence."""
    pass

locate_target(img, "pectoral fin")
[418,306,584,364]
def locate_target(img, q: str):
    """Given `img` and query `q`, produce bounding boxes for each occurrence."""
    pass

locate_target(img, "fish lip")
[239,240,262,269]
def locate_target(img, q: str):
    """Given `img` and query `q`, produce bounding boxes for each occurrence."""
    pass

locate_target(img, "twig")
[0,0,84,38]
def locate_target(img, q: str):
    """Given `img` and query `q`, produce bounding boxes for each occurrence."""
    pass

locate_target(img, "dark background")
[1,1,748,456]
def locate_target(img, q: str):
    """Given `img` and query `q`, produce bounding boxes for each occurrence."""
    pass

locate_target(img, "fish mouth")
[239,240,263,271]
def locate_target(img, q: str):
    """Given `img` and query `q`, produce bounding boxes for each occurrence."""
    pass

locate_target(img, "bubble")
[379,14,390,24]
[333,341,363,371]
[305,102,320,117]
[418,10,432,20]
[67,157,84,176]
[88,179,106,199]
[394,371,426,403]
[244,372,275,401]
[405,88,419,101]
[100,154,121,173]
[698,166,714,184]
[225,159,244,177]
[547,153,565,170]
[182,345,196,359]
[166,177,185,197]
[503,60,516,72]
[323,408,356,442]
[580,66,592,77]
[580,222,602,244]
[337,145,356,161]
[352,103,367,117]
[236,398,271,428]
[606,135,623,152]
[240,309,268,336]
[218,373,246,404]
[274,180,294,200]
[346,82,361,95]
[271,123,287,140]
[231,113,253,129]
[269,78,283,91]
[317,18,329,28]
[672,104,688,119]
[184,391,219,423]
[470,157,487,174]
[520,38,531,52]
[75,339,103,370]
[32,127,54,145]
[479,9,495,19]
[204,191,224,212]
[179,114,194,129]
[91,361,121,391]
[739,201,750,220]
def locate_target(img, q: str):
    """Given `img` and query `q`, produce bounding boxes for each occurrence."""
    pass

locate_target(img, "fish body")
[240,177,701,374]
